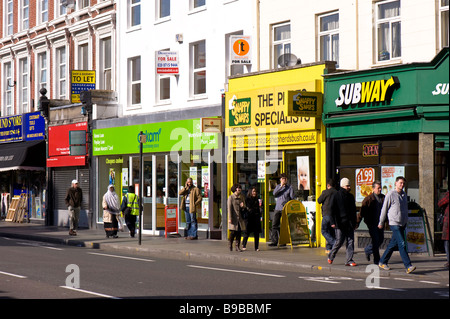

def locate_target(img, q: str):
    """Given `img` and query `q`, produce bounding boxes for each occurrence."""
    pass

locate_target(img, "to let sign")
[71,70,96,103]
[156,51,179,74]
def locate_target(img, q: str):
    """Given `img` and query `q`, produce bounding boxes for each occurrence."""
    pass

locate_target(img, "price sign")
[356,168,375,201]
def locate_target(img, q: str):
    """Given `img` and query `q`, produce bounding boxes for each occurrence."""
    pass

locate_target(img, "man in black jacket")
[318,179,337,252]
[327,178,357,266]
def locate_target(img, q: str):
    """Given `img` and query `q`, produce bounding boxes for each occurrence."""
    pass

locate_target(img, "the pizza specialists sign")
[334,76,400,109]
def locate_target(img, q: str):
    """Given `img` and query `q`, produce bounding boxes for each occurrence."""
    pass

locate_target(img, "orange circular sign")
[233,39,250,56]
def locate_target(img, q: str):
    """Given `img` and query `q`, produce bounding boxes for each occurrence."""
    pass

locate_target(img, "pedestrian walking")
[317,179,337,253]
[102,185,120,238]
[327,178,358,267]
[270,173,295,246]
[227,183,246,252]
[378,176,416,274]
[65,180,83,236]
[438,190,449,269]
[179,178,202,240]
[242,186,263,251]
[121,185,139,238]
[359,180,385,264]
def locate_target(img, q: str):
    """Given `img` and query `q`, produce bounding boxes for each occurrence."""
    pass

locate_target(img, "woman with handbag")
[121,186,139,238]
[103,185,120,238]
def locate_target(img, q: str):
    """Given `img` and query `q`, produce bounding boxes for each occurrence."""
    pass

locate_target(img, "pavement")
[0,221,448,283]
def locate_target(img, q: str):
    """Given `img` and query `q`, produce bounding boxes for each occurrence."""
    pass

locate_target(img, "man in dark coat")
[65,180,83,236]
[328,178,357,266]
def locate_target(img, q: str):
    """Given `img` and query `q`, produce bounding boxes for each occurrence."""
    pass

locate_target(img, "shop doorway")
[233,148,316,242]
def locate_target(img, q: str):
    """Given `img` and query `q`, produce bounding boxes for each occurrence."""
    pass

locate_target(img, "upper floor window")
[37,52,48,91]
[129,0,141,28]
[39,0,49,24]
[78,0,90,10]
[57,0,67,18]
[3,62,13,116]
[157,0,171,19]
[55,46,67,99]
[78,43,89,70]
[5,0,14,36]
[129,56,142,106]
[376,0,401,62]
[191,0,205,10]
[20,0,30,31]
[440,0,449,48]
[272,22,291,68]
[99,37,113,90]
[18,57,29,114]
[318,12,339,68]
[191,40,206,96]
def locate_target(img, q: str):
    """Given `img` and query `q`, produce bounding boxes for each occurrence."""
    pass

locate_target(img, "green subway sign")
[93,118,219,156]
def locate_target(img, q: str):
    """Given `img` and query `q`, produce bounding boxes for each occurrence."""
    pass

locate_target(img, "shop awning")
[0,140,46,172]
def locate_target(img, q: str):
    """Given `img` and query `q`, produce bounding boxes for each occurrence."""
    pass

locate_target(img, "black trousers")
[125,214,137,237]
[270,210,282,244]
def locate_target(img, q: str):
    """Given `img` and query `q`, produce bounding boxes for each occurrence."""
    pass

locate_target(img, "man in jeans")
[378,176,416,274]
[318,179,337,253]
[65,180,83,236]
[269,173,294,247]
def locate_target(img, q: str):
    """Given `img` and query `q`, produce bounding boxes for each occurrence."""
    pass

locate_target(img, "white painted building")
[116,0,258,117]
[259,0,448,71]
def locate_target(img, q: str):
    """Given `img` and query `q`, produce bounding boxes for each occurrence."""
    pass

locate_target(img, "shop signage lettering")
[363,143,379,157]
[286,91,323,118]
[0,115,22,143]
[335,76,399,108]
[229,97,251,126]
[432,83,449,95]
[137,129,162,143]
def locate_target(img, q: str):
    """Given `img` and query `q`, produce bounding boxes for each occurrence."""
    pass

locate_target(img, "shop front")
[92,117,221,237]
[47,121,90,228]
[225,62,336,247]
[0,112,46,222]
[323,48,449,254]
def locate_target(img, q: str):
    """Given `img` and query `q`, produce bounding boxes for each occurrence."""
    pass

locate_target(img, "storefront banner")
[0,115,22,143]
[233,130,317,148]
[356,167,375,202]
[225,85,317,136]
[92,119,218,156]
[47,122,88,167]
[381,166,405,195]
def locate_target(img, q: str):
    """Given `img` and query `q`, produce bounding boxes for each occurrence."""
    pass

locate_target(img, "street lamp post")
[138,131,146,245]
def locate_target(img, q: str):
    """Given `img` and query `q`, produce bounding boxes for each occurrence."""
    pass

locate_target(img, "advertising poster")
[202,198,209,219]
[296,156,310,191]
[356,167,375,202]
[381,166,405,195]
[279,200,311,247]
[406,210,427,253]
[190,167,198,187]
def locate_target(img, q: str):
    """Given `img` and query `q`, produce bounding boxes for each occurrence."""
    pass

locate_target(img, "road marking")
[187,265,286,278]
[419,280,441,285]
[88,252,154,262]
[298,276,340,284]
[394,278,415,282]
[367,286,406,292]
[15,241,64,251]
[0,270,27,279]
[60,286,121,299]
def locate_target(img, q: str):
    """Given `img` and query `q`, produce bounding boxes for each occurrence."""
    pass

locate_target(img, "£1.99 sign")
[356,167,375,201]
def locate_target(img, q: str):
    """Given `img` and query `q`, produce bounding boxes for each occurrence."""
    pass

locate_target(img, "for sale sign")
[156,51,179,74]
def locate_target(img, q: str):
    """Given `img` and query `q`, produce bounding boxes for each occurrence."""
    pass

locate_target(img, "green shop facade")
[323,48,449,254]
[92,115,223,238]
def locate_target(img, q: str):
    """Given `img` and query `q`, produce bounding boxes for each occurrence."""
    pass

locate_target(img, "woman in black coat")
[242,186,263,251]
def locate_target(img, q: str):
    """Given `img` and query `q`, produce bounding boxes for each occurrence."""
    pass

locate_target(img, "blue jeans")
[321,215,336,250]
[184,206,197,238]
[380,225,412,269]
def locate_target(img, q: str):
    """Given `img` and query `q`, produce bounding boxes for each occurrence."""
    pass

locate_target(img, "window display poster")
[202,198,209,219]
[190,167,198,187]
[381,166,405,195]
[257,160,265,183]
[356,167,375,202]
[296,156,310,190]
